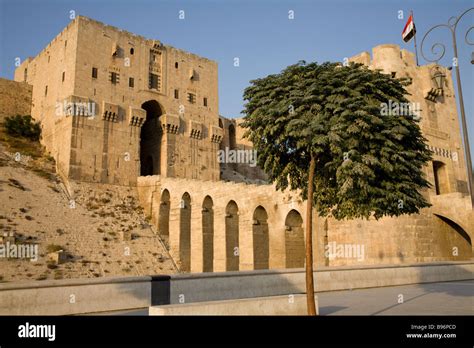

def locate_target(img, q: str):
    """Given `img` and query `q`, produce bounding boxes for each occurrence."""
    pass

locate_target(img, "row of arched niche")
[158,189,305,272]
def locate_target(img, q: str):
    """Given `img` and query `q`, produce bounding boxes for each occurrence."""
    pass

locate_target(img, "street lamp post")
[420,8,474,208]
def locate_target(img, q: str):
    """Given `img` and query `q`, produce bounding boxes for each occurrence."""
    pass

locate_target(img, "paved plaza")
[318,280,473,315]
[100,280,473,316]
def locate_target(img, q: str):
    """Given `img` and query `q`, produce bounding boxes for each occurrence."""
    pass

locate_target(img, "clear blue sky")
[1,0,473,155]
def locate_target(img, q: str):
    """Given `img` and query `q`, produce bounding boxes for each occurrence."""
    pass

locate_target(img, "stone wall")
[327,204,473,267]
[137,175,473,272]
[2,262,473,315]
[14,19,78,180]
[137,175,328,273]
[0,78,32,122]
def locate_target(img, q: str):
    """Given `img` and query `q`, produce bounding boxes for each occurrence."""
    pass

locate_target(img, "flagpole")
[411,10,420,66]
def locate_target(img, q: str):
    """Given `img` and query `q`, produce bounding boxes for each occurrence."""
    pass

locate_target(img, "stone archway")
[225,200,239,271]
[285,209,304,268]
[140,100,164,176]
[179,192,191,272]
[253,206,269,270]
[202,196,214,272]
[433,214,472,259]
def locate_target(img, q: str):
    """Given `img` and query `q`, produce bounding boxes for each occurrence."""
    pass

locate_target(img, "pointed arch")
[253,206,269,270]
[202,196,214,272]
[179,192,191,272]
[285,209,304,268]
[225,200,239,271]
[140,100,164,176]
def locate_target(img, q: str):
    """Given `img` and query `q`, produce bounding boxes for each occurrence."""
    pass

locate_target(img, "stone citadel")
[4,16,473,273]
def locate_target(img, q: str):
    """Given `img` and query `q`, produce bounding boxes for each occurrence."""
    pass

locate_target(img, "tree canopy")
[242,61,432,220]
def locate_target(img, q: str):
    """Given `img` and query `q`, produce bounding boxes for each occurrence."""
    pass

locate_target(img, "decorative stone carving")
[128,106,145,127]
[427,145,453,159]
[210,125,223,143]
[189,120,203,139]
[102,101,119,122]
[161,114,180,134]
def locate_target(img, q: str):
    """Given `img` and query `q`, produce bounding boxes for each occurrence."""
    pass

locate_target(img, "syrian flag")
[402,15,416,43]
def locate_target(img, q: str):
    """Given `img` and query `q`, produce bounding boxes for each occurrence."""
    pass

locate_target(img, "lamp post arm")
[420,24,452,63]
[452,7,474,33]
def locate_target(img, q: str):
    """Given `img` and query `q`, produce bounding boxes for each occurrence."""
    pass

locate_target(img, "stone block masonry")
[0,78,32,122]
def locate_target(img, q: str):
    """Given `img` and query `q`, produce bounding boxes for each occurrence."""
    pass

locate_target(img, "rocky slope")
[0,136,177,283]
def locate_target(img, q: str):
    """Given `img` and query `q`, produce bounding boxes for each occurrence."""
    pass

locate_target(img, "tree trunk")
[305,152,317,315]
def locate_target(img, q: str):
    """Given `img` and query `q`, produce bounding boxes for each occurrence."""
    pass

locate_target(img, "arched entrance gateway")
[285,209,305,268]
[140,100,164,176]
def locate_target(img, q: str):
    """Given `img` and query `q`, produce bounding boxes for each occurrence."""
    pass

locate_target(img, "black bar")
[150,274,171,306]
[0,316,472,346]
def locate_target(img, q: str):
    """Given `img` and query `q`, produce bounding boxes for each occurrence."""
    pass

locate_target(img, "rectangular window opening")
[110,72,119,84]
[187,93,196,104]
[149,73,160,90]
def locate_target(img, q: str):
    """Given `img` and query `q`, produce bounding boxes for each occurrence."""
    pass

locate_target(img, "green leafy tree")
[242,61,432,315]
[4,115,41,141]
